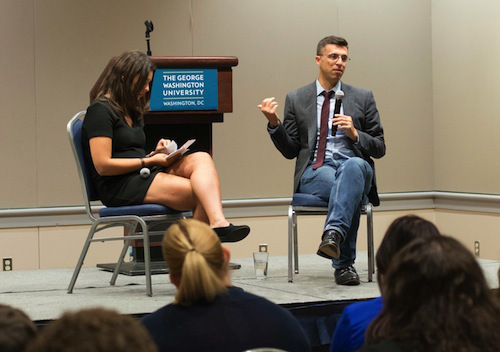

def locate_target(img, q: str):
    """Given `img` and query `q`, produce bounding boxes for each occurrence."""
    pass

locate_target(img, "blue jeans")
[298,157,373,269]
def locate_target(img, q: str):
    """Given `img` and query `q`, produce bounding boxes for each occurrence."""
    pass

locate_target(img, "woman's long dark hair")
[376,215,441,277]
[366,235,500,352]
[91,50,154,122]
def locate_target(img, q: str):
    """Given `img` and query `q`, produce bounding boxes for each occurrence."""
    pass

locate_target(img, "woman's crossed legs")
[144,152,249,242]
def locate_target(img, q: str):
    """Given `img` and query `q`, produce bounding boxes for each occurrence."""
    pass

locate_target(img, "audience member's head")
[366,235,500,352]
[376,215,440,286]
[26,307,157,352]
[162,219,229,305]
[92,50,155,122]
[0,304,37,352]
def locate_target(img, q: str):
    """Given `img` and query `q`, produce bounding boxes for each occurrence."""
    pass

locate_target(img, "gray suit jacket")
[269,81,385,206]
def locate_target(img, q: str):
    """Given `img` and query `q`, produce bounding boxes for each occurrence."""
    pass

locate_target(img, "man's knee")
[344,157,371,175]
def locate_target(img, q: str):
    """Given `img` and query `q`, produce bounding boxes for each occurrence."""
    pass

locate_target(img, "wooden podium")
[98,56,239,275]
[144,56,238,153]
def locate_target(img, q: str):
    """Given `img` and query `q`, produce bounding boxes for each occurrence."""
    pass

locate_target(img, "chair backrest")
[67,111,100,219]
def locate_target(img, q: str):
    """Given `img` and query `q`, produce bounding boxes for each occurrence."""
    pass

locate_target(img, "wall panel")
[33,0,193,206]
[432,0,500,194]
[0,0,37,208]
[338,0,434,193]
[0,0,499,211]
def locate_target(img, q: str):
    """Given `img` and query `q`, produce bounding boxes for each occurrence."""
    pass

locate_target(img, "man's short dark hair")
[316,35,349,55]
[0,304,37,352]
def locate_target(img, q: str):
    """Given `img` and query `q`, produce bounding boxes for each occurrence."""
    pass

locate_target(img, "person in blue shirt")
[330,215,441,352]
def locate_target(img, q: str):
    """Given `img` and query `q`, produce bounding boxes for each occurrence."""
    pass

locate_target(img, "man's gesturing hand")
[258,97,280,127]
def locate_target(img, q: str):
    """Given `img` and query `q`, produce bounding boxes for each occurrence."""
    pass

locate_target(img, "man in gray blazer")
[258,35,385,285]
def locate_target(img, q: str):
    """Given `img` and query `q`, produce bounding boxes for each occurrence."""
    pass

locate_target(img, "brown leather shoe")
[317,230,342,259]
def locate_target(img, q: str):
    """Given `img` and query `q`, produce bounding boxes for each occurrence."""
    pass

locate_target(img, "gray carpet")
[1,253,498,321]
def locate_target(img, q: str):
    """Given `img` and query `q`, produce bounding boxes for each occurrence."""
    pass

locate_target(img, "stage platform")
[1,252,499,321]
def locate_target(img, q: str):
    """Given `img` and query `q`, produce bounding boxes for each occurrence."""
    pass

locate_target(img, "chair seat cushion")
[99,204,185,217]
[292,193,328,207]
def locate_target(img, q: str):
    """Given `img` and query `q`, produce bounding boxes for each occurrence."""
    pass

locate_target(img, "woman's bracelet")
[140,158,146,169]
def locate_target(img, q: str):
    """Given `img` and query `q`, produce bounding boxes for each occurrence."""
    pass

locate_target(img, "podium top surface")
[151,56,238,68]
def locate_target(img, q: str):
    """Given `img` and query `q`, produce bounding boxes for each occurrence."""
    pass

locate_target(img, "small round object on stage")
[140,167,150,178]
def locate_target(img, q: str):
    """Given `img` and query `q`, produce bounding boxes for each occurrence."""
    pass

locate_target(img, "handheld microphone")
[332,90,344,136]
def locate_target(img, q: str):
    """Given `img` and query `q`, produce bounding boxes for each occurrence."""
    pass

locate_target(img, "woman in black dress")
[83,50,249,241]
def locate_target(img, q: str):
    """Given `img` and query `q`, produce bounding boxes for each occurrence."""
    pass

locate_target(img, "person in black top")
[83,50,249,241]
[141,219,311,352]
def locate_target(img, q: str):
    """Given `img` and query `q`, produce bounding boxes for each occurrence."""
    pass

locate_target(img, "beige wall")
[2,209,498,271]
[0,226,124,270]
[1,0,438,210]
[432,0,500,194]
[0,0,499,223]
[0,0,37,208]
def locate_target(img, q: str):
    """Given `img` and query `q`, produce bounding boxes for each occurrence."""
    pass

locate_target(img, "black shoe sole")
[214,225,250,243]
[335,277,361,286]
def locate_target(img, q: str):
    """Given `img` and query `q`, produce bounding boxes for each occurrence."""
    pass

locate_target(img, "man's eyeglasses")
[323,54,350,63]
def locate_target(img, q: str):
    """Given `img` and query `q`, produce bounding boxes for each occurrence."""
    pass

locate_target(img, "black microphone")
[144,20,154,56]
[145,20,154,36]
[332,90,344,136]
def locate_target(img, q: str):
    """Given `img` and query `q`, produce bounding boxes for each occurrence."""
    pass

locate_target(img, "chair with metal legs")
[287,193,374,283]
[67,111,191,296]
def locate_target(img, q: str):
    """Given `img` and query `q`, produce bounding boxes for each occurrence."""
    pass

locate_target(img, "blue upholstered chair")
[67,111,191,296]
[288,193,374,283]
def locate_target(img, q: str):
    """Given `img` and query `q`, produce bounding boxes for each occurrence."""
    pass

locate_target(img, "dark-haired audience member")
[359,236,500,352]
[26,307,157,352]
[141,219,311,352]
[0,304,37,352]
[330,215,440,352]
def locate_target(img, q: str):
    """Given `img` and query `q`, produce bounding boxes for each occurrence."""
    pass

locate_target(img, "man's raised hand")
[258,97,280,127]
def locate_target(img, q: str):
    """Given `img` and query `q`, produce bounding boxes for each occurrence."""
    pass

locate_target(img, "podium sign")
[150,68,218,111]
